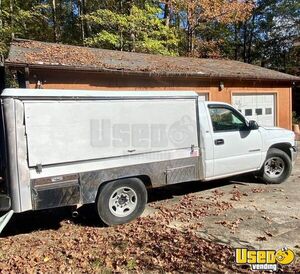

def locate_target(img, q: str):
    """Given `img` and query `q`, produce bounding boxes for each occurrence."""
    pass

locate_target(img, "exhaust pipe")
[72,210,79,218]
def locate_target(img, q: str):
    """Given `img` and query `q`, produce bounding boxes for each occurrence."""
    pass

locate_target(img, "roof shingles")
[5,39,300,82]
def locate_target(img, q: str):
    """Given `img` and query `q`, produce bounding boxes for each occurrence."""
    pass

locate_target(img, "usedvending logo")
[235,247,295,271]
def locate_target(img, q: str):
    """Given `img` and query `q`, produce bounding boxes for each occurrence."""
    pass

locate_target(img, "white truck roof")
[1,89,198,99]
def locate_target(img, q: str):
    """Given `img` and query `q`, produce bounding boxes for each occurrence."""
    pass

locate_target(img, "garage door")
[232,94,275,127]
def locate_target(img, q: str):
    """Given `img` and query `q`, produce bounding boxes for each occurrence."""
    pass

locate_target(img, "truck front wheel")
[260,148,292,184]
[96,178,147,226]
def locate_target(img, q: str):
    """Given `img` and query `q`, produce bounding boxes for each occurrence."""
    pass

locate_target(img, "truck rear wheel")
[96,178,147,226]
[260,148,292,184]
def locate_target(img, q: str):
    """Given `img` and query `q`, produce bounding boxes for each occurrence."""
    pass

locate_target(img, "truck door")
[208,104,263,177]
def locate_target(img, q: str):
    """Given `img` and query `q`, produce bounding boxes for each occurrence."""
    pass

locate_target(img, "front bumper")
[290,145,298,166]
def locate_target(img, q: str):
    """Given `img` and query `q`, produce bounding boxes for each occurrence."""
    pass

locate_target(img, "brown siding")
[27,69,292,129]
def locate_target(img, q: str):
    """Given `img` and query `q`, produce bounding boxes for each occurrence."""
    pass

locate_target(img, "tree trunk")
[130,32,136,52]
[85,0,92,35]
[164,2,170,27]
[79,0,85,43]
[186,26,195,56]
[120,29,124,51]
[243,22,247,63]
[187,26,192,54]
[0,0,2,30]
[10,0,14,39]
[190,29,195,55]
[186,7,194,56]
[247,15,256,63]
[51,0,59,42]
[234,23,238,60]
[283,50,287,72]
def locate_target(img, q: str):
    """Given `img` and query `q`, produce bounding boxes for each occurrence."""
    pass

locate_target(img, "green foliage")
[0,0,298,76]
[126,258,137,270]
[0,1,52,58]
[84,3,179,55]
[226,0,300,70]
[4,68,18,88]
[292,111,300,125]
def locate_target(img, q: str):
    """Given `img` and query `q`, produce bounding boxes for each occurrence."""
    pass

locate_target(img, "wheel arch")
[268,143,292,159]
[260,144,293,184]
[95,175,152,202]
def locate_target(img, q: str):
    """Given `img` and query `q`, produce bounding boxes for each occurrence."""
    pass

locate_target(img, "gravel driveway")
[1,158,299,272]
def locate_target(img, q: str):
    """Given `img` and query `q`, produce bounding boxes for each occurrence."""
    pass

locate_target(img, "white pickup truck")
[0,89,297,230]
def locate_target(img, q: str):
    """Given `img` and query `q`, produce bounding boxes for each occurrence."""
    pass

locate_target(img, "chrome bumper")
[290,145,298,166]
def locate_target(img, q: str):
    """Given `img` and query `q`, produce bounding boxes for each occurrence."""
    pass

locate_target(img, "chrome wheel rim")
[109,187,137,217]
[264,157,285,178]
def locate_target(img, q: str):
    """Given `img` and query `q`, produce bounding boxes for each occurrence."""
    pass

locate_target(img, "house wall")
[27,69,292,129]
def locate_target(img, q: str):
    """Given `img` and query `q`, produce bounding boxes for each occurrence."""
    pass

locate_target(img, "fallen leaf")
[265,231,273,237]
[256,236,267,241]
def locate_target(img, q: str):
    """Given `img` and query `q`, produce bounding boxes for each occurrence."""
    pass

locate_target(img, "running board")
[0,210,13,234]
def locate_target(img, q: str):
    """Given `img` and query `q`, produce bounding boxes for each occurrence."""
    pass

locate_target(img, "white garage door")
[232,94,275,127]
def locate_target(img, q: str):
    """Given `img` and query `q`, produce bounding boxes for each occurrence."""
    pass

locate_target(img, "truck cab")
[198,101,297,182]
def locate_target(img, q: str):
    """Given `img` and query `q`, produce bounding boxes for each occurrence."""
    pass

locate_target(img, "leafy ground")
[1,179,300,273]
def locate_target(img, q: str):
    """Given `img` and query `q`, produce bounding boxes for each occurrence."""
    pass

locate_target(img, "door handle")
[214,139,224,145]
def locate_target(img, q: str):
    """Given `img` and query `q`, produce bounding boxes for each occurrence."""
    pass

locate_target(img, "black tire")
[259,148,292,184]
[96,178,147,226]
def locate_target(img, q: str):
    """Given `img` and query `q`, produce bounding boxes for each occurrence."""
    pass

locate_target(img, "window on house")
[265,108,272,115]
[245,109,252,116]
[256,108,263,115]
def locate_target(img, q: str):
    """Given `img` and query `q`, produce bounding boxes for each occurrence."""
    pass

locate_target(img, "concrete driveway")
[144,159,300,252]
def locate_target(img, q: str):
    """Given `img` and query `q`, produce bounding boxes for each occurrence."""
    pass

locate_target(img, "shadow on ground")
[1,174,261,237]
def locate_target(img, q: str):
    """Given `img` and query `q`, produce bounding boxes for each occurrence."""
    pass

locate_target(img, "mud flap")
[0,210,13,234]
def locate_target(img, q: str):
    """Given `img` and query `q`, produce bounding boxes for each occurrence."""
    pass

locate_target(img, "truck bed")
[1,90,202,213]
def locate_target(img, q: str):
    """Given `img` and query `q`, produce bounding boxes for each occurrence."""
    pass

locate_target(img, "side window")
[209,106,247,132]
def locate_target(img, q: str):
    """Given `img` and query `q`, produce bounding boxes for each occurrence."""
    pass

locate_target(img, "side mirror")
[248,120,259,130]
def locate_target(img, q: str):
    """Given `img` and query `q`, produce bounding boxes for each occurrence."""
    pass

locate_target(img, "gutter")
[5,62,300,83]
